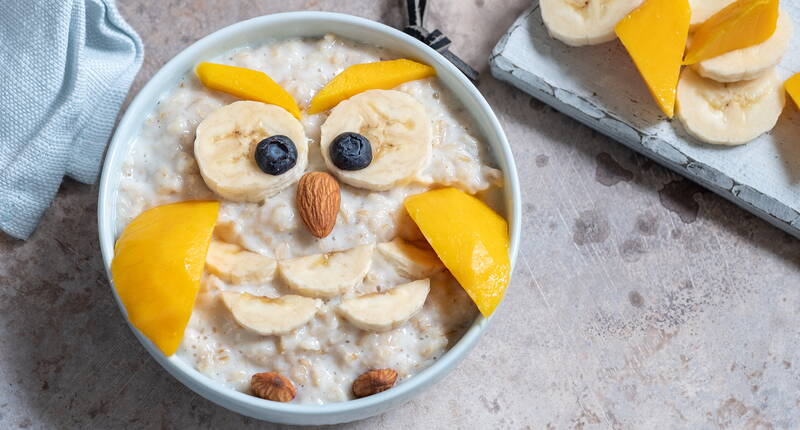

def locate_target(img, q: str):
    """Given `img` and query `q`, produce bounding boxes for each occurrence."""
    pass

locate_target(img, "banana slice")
[206,240,277,284]
[337,279,430,332]
[695,9,793,83]
[540,0,643,47]
[195,101,308,202]
[689,0,735,29]
[320,90,431,191]
[377,238,444,279]
[278,244,374,298]
[676,67,785,146]
[220,292,320,335]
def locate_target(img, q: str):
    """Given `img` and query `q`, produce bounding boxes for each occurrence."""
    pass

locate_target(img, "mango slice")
[404,188,510,317]
[112,201,220,356]
[196,62,301,119]
[786,73,800,109]
[684,0,779,65]
[308,59,436,114]
[615,0,691,118]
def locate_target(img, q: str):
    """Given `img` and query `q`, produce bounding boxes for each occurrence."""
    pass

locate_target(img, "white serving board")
[490,2,800,237]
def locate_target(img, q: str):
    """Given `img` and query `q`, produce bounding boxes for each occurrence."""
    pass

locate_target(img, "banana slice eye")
[320,89,432,191]
[194,101,308,202]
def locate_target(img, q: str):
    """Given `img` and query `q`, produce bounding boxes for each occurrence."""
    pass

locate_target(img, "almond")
[352,368,398,398]
[296,172,341,238]
[251,372,296,402]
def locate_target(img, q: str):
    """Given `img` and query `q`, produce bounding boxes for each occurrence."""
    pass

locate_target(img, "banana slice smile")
[205,240,277,285]
[194,101,308,202]
[377,238,444,279]
[221,292,320,336]
[278,244,375,298]
[337,279,430,332]
[320,90,432,191]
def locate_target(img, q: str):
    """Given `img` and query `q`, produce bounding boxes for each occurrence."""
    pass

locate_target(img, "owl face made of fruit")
[193,60,436,235]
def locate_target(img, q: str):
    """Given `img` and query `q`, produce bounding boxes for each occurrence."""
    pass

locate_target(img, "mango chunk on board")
[309,59,436,114]
[786,73,800,109]
[196,62,301,119]
[615,0,691,118]
[684,0,779,65]
[112,201,219,356]
[404,188,510,317]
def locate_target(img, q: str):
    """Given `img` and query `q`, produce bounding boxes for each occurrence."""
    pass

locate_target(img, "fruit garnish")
[329,132,373,171]
[205,240,277,284]
[278,244,374,297]
[196,62,301,119]
[111,200,219,356]
[683,0,779,66]
[337,279,430,332]
[615,0,691,118]
[404,188,510,317]
[319,90,432,191]
[785,73,800,109]
[220,292,320,336]
[254,135,298,176]
[194,101,308,202]
[308,59,436,114]
[377,237,444,279]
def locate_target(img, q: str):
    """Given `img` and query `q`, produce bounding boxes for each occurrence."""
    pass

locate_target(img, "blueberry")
[255,135,297,175]
[329,132,372,171]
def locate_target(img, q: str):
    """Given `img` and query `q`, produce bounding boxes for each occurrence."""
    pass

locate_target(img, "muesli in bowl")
[110,33,511,406]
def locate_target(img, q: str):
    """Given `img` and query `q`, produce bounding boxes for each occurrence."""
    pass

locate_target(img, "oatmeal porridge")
[114,34,506,404]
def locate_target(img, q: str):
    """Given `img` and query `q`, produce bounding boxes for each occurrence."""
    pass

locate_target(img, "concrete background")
[0,1,797,428]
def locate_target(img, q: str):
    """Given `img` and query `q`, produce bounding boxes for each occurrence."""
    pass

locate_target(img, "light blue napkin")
[0,0,143,239]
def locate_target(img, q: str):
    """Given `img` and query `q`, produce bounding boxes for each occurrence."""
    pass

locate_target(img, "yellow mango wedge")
[112,201,219,356]
[785,73,800,109]
[404,188,510,317]
[196,62,301,119]
[308,59,436,114]
[684,0,779,65]
[615,0,691,118]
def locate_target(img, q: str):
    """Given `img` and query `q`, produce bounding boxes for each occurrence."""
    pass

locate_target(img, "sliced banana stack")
[337,279,430,332]
[205,240,277,284]
[194,101,308,202]
[377,238,444,279]
[220,292,320,336]
[676,67,785,146]
[540,0,643,46]
[320,90,432,191]
[695,9,793,83]
[278,244,374,298]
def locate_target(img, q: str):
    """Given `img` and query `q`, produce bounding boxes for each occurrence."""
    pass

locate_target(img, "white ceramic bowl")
[97,11,521,425]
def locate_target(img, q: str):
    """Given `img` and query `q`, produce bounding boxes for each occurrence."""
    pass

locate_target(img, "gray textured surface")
[490,3,800,238]
[1,1,798,429]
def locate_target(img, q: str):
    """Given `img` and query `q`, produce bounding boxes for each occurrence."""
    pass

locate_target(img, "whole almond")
[296,172,340,238]
[251,372,296,402]
[352,369,398,398]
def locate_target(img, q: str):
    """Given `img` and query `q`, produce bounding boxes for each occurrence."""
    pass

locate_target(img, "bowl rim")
[98,10,521,419]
